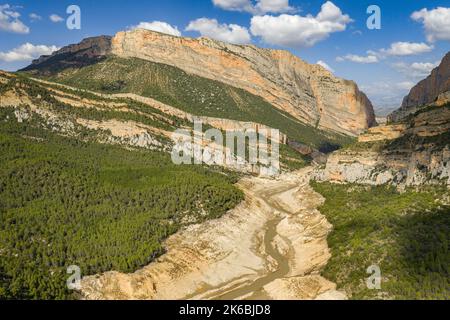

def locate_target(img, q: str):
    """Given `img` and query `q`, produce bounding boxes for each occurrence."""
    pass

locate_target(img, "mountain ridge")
[22,28,376,137]
[389,51,450,122]
[22,35,112,74]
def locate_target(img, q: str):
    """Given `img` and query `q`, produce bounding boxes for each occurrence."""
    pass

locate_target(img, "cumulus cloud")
[49,14,64,23]
[336,53,378,64]
[212,0,295,15]
[132,21,181,36]
[253,0,295,14]
[250,1,351,47]
[379,42,434,56]
[0,4,30,34]
[29,13,42,21]
[0,43,59,62]
[213,0,254,12]
[412,7,450,42]
[316,60,334,73]
[392,61,439,79]
[339,41,434,64]
[186,18,251,44]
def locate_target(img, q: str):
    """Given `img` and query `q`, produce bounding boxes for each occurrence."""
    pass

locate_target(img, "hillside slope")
[23,29,376,138]
[0,71,248,299]
[111,29,376,136]
[315,103,450,186]
[37,56,351,149]
[389,51,450,122]
[311,52,450,299]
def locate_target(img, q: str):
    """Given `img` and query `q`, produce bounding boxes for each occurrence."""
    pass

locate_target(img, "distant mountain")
[22,36,112,75]
[389,51,450,122]
[315,51,450,186]
[21,29,376,138]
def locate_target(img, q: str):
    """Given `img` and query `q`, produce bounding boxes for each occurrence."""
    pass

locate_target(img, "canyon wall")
[315,105,450,186]
[389,52,450,122]
[111,29,376,136]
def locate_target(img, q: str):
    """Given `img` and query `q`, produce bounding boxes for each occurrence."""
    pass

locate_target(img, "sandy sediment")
[80,167,346,300]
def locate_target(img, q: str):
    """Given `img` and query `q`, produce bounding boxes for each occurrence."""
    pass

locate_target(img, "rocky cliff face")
[111,29,376,136]
[389,52,450,122]
[21,36,112,75]
[315,104,450,186]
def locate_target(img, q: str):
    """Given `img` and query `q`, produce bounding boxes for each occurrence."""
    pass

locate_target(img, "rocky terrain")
[315,104,450,186]
[0,71,170,149]
[22,36,112,75]
[0,71,346,300]
[315,50,450,188]
[80,168,346,300]
[22,29,376,137]
[389,52,450,122]
[0,71,303,174]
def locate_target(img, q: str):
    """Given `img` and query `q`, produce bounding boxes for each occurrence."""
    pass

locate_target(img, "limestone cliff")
[389,52,450,122]
[111,29,376,136]
[315,104,450,186]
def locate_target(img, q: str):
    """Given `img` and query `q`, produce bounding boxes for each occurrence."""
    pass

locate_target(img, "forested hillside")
[312,182,449,300]
[0,108,243,299]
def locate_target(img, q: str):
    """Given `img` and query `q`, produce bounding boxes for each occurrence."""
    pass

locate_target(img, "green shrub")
[0,112,243,299]
[311,182,449,300]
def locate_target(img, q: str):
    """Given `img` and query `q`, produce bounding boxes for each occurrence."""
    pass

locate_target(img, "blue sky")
[1,0,449,114]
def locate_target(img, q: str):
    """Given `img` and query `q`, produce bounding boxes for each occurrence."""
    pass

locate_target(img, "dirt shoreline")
[80,167,346,300]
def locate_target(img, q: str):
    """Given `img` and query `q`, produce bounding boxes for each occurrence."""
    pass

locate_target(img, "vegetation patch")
[311,182,449,300]
[0,110,243,299]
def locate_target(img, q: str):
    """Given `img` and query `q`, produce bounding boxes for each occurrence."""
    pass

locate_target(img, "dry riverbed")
[80,167,346,300]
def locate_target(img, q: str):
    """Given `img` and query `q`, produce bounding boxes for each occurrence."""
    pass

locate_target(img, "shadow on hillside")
[391,205,450,299]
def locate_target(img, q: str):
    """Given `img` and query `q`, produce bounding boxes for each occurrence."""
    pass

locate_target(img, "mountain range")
[22,29,376,138]
[0,28,449,300]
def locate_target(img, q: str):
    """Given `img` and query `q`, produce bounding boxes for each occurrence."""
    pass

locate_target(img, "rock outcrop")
[389,52,450,122]
[110,29,375,136]
[315,104,450,186]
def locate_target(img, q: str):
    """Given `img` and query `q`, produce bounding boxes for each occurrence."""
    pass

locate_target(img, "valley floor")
[80,167,346,300]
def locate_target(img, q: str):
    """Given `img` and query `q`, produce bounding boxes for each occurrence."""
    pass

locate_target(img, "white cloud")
[316,60,334,73]
[412,7,450,42]
[213,0,253,12]
[396,81,416,91]
[0,43,59,62]
[0,4,30,34]
[186,18,251,44]
[254,0,295,14]
[339,41,434,65]
[379,42,434,56]
[250,1,351,47]
[29,13,42,21]
[392,61,439,79]
[212,0,295,14]
[132,21,181,36]
[49,14,64,23]
[336,54,378,64]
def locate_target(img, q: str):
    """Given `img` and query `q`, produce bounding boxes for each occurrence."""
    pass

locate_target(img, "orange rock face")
[111,29,376,136]
[389,51,450,122]
[402,52,450,109]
